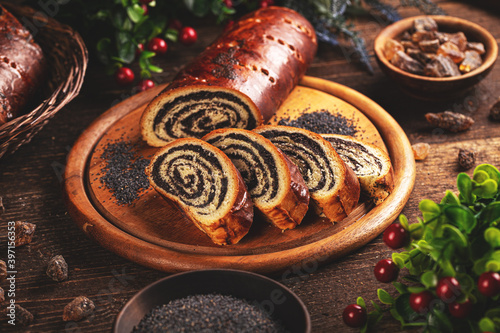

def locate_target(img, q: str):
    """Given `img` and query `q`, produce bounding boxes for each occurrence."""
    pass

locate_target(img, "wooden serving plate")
[64,76,415,274]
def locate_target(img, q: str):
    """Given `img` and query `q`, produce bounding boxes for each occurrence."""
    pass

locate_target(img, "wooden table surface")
[1,1,499,332]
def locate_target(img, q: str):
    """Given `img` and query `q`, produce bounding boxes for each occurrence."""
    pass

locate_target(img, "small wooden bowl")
[374,15,498,101]
[113,269,311,333]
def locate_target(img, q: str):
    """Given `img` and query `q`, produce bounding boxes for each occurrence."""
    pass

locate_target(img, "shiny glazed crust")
[203,128,310,230]
[254,125,361,222]
[146,138,253,245]
[0,5,45,125]
[141,6,317,146]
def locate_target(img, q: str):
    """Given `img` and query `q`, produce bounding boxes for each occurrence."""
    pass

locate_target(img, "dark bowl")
[113,269,311,333]
[374,15,498,101]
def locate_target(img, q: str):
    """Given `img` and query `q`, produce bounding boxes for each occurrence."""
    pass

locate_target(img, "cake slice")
[203,128,310,230]
[146,138,253,245]
[322,134,394,205]
[254,125,360,222]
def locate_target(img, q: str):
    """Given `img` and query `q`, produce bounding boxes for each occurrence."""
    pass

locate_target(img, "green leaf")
[126,4,145,23]
[419,199,441,222]
[389,308,405,326]
[438,256,456,277]
[440,190,461,206]
[421,271,438,288]
[442,224,468,248]
[490,250,500,261]
[188,0,211,17]
[485,260,500,272]
[147,64,163,73]
[473,179,498,199]
[479,317,496,332]
[409,222,423,240]
[444,206,476,234]
[392,282,408,294]
[474,164,500,184]
[407,286,426,293]
[485,227,500,248]
[394,293,416,321]
[140,51,156,59]
[392,252,408,268]
[457,173,474,205]
[356,296,366,309]
[377,289,394,305]
[370,300,382,313]
[366,311,383,329]
[427,308,453,333]
[164,28,179,42]
[116,31,136,64]
[473,258,488,275]
[479,202,500,224]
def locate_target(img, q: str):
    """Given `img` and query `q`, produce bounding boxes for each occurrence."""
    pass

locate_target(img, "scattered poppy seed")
[278,110,358,136]
[133,294,287,333]
[99,141,150,205]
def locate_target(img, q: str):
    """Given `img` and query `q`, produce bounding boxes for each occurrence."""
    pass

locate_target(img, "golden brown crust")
[202,128,310,230]
[199,172,254,245]
[321,134,394,205]
[146,138,253,245]
[0,5,46,125]
[140,6,317,146]
[254,125,361,223]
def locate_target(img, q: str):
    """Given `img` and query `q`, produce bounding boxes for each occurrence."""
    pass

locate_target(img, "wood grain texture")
[0,1,499,332]
[64,78,414,273]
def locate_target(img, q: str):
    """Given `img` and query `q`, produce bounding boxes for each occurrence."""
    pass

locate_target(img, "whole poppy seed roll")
[146,138,253,245]
[141,6,317,146]
[0,5,46,125]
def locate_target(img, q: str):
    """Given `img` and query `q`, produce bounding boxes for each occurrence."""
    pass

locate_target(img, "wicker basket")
[0,3,88,159]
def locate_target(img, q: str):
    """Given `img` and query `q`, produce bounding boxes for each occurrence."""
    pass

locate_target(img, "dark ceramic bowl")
[374,15,498,101]
[113,269,311,333]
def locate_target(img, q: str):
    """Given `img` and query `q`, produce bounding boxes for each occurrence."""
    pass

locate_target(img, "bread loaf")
[322,134,394,205]
[203,128,310,230]
[254,125,360,222]
[0,5,45,125]
[141,6,317,146]
[146,138,254,245]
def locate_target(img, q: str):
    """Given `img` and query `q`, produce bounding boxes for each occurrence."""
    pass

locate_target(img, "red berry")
[478,272,500,297]
[409,291,434,313]
[136,43,144,57]
[115,67,134,86]
[148,37,168,55]
[179,27,197,45]
[141,4,149,16]
[168,19,183,32]
[383,223,409,249]
[448,299,473,318]
[259,0,269,8]
[223,0,233,8]
[139,0,153,4]
[137,79,155,91]
[374,259,399,283]
[342,304,367,328]
[436,277,461,302]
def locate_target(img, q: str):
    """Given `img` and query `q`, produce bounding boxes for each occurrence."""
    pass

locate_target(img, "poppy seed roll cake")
[254,125,360,222]
[146,138,253,245]
[322,134,394,205]
[203,128,310,230]
[141,6,317,147]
